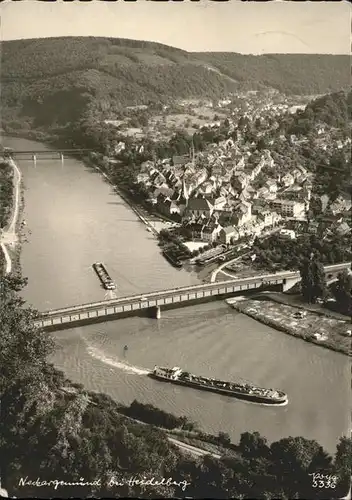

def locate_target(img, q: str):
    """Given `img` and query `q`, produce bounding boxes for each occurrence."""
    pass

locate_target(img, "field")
[149,106,229,138]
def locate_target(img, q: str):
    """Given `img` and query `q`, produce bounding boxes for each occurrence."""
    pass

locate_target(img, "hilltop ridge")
[1,37,350,131]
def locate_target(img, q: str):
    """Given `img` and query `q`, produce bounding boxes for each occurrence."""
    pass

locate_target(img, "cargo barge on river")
[150,366,288,405]
[162,251,183,268]
[92,262,116,290]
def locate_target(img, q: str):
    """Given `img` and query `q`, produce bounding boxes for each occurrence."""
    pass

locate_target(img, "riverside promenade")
[92,163,162,236]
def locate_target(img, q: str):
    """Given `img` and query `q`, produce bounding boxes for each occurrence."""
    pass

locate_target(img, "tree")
[257,137,267,151]
[334,436,352,496]
[270,436,332,499]
[330,270,352,315]
[299,257,326,303]
[311,259,327,301]
[217,431,231,447]
[0,275,55,393]
[238,116,249,130]
[193,455,233,499]
[230,129,238,142]
[238,432,270,460]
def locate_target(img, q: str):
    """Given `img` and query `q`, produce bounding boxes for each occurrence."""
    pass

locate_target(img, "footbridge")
[34,263,350,332]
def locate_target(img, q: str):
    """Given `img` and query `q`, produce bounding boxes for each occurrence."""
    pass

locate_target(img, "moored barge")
[149,366,288,405]
[162,251,183,268]
[93,262,116,290]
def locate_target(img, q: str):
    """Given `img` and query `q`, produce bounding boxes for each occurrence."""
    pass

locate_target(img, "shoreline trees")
[1,274,351,498]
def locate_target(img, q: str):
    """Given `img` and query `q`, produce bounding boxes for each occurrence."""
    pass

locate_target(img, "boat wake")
[86,344,151,376]
[104,290,117,300]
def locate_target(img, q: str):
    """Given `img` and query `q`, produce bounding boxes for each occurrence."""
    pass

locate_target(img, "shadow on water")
[121,219,146,225]
[106,201,127,206]
[83,166,100,174]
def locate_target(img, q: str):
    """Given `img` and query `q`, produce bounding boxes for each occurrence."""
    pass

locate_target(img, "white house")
[212,196,227,211]
[279,229,296,239]
[258,210,274,227]
[271,199,305,218]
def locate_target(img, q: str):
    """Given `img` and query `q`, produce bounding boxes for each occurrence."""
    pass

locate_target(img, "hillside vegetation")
[196,52,350,96]
[1,274,351,499]
[1,37,350,130]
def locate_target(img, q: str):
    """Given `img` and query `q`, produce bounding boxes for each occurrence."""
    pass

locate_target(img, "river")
[3,136,350,454]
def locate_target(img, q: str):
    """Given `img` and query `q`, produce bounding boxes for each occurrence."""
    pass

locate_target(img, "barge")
[162,251,183,268]
[92,262,116,290]
[149,366,288,405]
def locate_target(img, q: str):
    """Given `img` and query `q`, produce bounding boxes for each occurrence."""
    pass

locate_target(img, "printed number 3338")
[309,473,338,489]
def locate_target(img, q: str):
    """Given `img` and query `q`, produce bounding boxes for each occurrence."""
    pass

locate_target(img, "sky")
[0,0,350,55]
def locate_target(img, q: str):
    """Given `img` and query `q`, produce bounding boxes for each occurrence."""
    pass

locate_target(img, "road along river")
[4,136,350,454]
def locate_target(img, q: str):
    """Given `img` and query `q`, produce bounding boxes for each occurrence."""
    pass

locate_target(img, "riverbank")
[227,295,351,356]
[67,386,236,459]
[1,189,25,276]
[0,157,24,275]
[3,131,178,237]
[83,155,175,239]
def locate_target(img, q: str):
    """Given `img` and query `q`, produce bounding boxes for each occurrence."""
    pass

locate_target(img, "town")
[92,89,351,274]
[0,2,351,499]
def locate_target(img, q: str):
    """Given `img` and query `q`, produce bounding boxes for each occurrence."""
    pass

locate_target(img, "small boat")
[92,262,116,290]
[123,345,128,351]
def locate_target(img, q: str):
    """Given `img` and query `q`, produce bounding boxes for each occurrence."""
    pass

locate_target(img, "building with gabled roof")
[184,197,214,218]
[172,154,189,167]
[219,226,238,244]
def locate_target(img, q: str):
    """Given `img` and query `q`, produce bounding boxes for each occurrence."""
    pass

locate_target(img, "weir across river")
[34,263,350,331]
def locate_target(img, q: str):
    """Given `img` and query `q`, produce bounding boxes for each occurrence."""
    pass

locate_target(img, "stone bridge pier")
[152,306,161,319]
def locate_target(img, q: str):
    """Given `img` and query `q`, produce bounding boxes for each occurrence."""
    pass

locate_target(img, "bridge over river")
[4,148,92,160]
[34,263,350,331]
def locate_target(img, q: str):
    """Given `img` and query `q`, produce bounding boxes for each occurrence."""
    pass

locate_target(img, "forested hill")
[1,37,350,129]
[195,52,350,96]
[1,37,238,105]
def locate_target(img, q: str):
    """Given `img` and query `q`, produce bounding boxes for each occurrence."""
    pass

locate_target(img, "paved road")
[210,252,250,283]
[168,437,221,459]
[0,158,22,274]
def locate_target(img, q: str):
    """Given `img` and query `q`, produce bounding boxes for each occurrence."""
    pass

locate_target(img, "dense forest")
[283,90,351,134]
[278,90,351,201]
[252,233,352,273]
[196,53,350,96]
[0,274,351,499]
[1,37,350,132]
[0,161,14,228]
[0,159,14,272]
